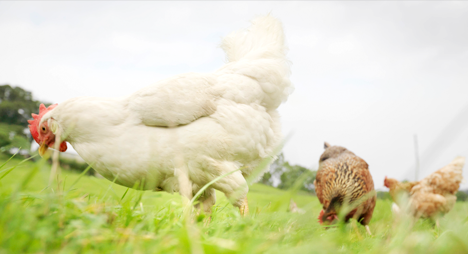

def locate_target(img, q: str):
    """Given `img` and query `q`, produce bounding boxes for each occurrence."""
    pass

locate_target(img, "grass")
[0,154,467,253]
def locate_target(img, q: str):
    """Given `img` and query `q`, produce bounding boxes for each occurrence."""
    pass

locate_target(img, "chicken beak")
[38,143,48,157]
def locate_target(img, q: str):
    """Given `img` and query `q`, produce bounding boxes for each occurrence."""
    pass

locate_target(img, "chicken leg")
[365,225,372,235]
[239,196,249,216]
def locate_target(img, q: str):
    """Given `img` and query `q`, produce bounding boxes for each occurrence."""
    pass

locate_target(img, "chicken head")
[28,104,67,156]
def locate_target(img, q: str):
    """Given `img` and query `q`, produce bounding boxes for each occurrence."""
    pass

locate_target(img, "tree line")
[260,153,317,194]
[0,84,50,152]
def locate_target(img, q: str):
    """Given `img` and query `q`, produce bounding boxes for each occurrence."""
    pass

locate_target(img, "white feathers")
[128,73,217,127]
[125,15,293,127]
[220,15,293,110]
[221,15,287,62]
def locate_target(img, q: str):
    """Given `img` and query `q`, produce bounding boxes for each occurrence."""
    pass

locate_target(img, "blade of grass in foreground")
[65,164,93,193]
[246,133,292,186]
[267,166,316,212]
[225,135,293,208]
[337,190,376,226]
[132,178,146,210]
[121,188,130,201]
[190,168,242,206]
[18,162,40,191]
[0,150,19,171]
[0,154,38,181]
[100,173,121,202]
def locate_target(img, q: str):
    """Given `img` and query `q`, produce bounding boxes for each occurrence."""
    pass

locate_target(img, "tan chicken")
[384,177,418,213]
[384,157,465,225]
[314,142,376,235]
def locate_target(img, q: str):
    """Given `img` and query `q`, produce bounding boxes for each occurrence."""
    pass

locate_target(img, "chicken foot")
[239,196,249,216]
[194,188,216,225]
[209,165,249,217]
[194,188,216,214]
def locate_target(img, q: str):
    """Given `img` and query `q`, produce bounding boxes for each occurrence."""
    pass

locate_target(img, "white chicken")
[28,16,292,215]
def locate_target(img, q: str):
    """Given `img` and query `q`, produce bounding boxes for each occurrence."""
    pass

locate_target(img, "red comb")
[28,103,58,143]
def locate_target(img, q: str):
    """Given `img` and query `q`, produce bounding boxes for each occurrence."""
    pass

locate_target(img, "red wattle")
[60,141,68,152]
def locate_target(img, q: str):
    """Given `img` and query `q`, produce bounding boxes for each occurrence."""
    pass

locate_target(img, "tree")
[0,131,11,148]
[0,84,49,152]
[260,153,285,186]
[278,162,316,192]
[261,153,317,193]
[0,85,45,126]
[0,123,32,152]
[456,190,468,202]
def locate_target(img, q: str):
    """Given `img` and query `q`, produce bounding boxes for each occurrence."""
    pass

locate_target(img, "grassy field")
[0,154,467,253]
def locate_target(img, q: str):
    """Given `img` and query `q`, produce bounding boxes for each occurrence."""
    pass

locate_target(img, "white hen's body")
[41,16,292,209]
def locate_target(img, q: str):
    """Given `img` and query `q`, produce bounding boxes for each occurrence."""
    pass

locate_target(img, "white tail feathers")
[221,15,293,110]
[221,15,287,62]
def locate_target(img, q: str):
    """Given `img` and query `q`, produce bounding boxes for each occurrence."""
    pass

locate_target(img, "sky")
[1,1,467,189]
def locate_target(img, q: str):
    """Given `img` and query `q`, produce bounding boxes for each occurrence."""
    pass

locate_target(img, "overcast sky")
[1,1,467,189]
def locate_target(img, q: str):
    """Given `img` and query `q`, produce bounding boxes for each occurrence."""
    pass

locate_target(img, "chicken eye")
[41,126,47,133]
[320,156,328,162]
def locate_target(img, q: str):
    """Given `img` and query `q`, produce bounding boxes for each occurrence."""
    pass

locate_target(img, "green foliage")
[1,156,468,253]
[0,84,50,153]
[0,123,31,152]
[278,162,316,192]
[261,153,316,193]
[377,191,392,200]
[0,132,10,148]
[456,190,468,202]
[0,84,47,126]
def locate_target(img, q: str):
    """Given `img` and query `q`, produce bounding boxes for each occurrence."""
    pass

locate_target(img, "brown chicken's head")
[318,209,339,225]
[384,176,395,188]
[383,176,399,189]
[319,142,351,164]
[318,195,343,225]
[28,104,67,156]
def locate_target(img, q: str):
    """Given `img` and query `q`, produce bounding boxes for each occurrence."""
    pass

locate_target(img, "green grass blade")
[121,188,130,201]
[132,191,145,210]
[18,163,40,191]
[0,151,19,170]
[190,168,241,205]
[100,173,120,202]
[245,133,292,186]
[0,154,37,180]
[65,164,93,193]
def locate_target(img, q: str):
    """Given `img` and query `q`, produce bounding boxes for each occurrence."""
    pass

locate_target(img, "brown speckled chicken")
[314,142,376,234]
[385,157,465,225]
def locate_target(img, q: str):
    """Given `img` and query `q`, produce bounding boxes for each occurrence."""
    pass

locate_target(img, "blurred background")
[0,1,467,195]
